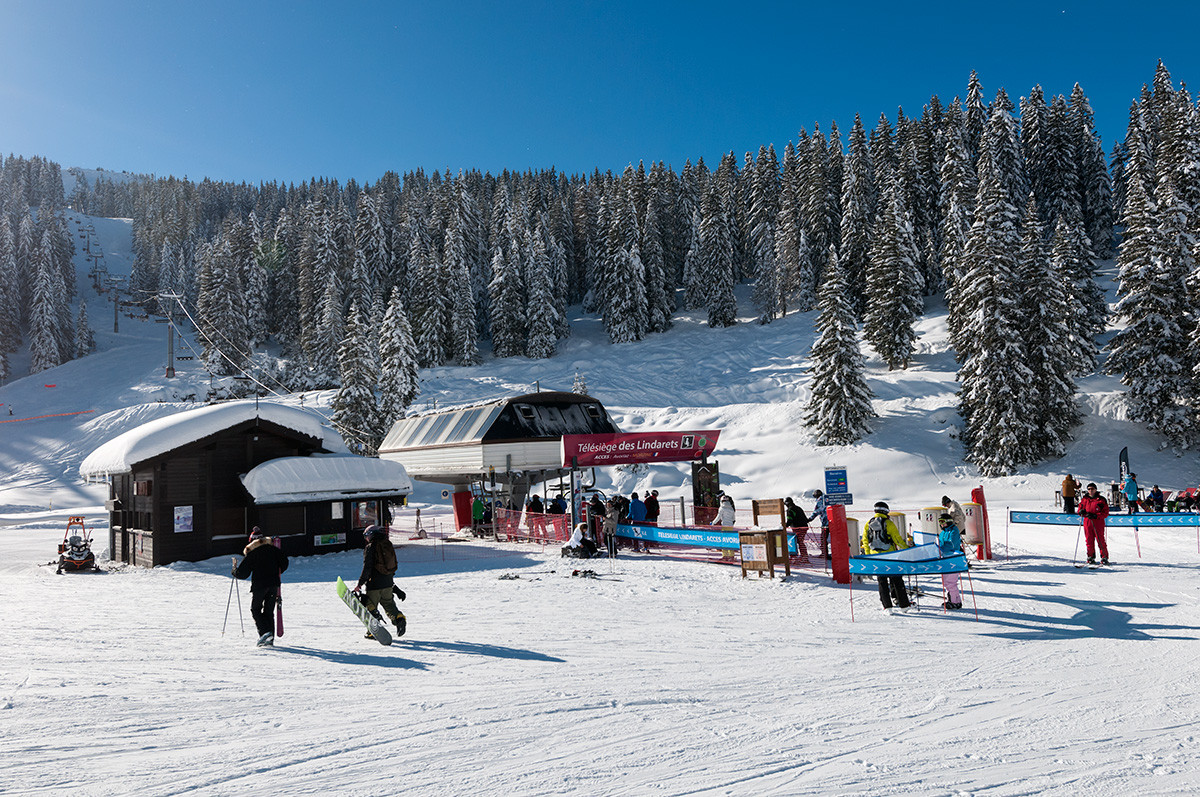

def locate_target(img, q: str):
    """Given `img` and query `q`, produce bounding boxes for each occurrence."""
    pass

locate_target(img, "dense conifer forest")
[3,63,1198,476]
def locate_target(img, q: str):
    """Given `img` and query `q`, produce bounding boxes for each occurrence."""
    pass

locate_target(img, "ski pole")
[222,558,236,636]
[235,563,245,635]
[1072,514,1083,567]
[1132,520,1142,559]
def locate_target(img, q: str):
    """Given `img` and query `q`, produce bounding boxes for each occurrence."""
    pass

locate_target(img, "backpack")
[866,515,893,551]
[374,538,398,575]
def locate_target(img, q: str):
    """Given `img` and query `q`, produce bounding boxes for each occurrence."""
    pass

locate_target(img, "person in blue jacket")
[937,513,963,610]
[628,492,648,551]
[1123,473,1140,514]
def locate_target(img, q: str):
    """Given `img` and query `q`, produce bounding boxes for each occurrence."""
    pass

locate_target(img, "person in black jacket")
[233,526,288,647]
[355,525,406,637]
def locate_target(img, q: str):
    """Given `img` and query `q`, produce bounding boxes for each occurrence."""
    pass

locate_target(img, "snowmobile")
[57,516,99,573]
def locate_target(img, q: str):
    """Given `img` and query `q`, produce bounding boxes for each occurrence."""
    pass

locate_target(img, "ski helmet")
[874,501,889,514]
[938,513,953,524]
[363,524,385,540]
[248,526,264,541]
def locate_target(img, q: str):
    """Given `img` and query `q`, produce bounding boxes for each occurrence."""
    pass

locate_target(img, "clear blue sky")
[1,1,1197,185]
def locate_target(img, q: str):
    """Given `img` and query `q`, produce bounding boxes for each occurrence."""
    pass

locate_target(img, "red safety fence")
[491,508,572,545]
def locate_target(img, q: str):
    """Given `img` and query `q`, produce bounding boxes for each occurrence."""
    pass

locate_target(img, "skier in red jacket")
[1077,482,1111,565]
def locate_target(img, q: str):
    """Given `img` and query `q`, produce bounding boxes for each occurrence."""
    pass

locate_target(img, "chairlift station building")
[377,391,619,526]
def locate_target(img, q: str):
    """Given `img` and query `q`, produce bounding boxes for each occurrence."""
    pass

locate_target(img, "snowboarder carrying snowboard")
[233,527,288,646]
[355,525,406,638]
[1077,483,1111,565]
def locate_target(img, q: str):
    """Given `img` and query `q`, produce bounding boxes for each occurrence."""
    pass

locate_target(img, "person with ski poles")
[862,501,911,611]
[233,527,288,647]
[937,513,963,610]
[355,525,406,639]
[1077,483,1111,566]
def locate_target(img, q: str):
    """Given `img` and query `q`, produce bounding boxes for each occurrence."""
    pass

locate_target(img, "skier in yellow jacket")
[862,501,911,611]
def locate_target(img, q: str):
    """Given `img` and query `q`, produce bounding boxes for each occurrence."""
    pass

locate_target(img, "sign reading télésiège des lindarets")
[561,431,721,467]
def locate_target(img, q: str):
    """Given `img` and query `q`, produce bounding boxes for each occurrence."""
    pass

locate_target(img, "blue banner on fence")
[615,523,799,554]
[1010,511,1200,527]
[849,545,968,576]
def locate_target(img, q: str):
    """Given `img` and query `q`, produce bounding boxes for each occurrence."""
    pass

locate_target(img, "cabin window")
[516,404,536,421]
[134,480,153,496]
[584,404,602,419]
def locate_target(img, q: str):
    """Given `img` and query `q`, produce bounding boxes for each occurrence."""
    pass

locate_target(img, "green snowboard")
[336,576,392,646]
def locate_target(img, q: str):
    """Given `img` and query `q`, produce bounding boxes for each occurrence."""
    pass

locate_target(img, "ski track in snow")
[2,210,1200,794]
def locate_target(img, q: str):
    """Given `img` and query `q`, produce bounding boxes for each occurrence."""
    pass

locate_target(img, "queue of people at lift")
[1061,472,1200,515]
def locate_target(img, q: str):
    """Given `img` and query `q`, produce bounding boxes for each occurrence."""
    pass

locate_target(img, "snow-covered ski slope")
[1,210,1199,795]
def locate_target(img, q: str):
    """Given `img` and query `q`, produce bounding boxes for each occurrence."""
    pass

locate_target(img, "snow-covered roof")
[79,401,348,477]
[379,391,618,452]
[240,454,412,504]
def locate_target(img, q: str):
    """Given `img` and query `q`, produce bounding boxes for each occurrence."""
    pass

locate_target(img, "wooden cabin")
[79,402,411,567]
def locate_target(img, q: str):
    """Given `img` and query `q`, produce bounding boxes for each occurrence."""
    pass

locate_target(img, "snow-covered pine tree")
[603,190,648,343]
[987,89,1029,209]
[804,246,875,445]
[353,191,389,302]
[29,231,63,373]
[546,197,573,339]
[839,115,874,312]
[332,304,381,455]
[956,137,1040,475]
[799,129,833,294]
[1053,206,1104,376]
[1043,94,1083,233]
[245,252,270,347]
[571,370,589,395]
[864,176,922,370]
[407,224,450,368]
[681,208,705,311]
[939,106,976,347]
[443,206,481,365]
[750,145,782,323]
[896,112,936,294]
[1020,85,1051,221]
[197,238,250,377]
[1069,84,1115,259]
[775,141,812,313]
[1017,199,1078,460]
[307,271,344,388]
[1106,162,1191,437]
[378,287,420,428]
[714,153,748,282]
[641,197,672,333]
[525,221,559,358]
[699,183,736,328]
[0,216,20,359]
[16,213,36,328]
[965,70,987,167]
[488,241,526,358]
[74,301,94,358]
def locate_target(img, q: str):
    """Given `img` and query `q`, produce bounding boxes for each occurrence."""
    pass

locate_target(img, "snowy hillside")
[2,209,1199,794]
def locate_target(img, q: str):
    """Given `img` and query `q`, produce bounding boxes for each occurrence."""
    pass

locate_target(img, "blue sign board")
[824,467,848,495]
[1010,511,1200,527]
[614,523,798,554]
[825,492,853,505]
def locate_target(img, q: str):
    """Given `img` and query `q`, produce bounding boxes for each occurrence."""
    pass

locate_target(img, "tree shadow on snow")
[968,596,1198,641]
